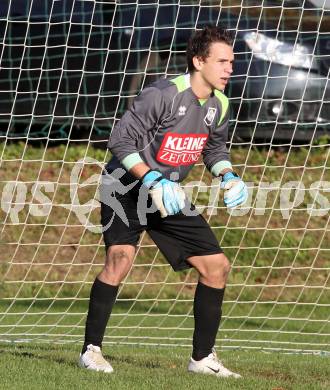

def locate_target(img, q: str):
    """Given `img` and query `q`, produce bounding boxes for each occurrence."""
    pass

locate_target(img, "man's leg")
[79,245,135,372]
[187,253,230,360]
[187,253,240,378]
[146,211,240,377]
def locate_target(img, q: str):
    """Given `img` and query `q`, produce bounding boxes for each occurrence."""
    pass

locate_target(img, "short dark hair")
[186,25,233,72]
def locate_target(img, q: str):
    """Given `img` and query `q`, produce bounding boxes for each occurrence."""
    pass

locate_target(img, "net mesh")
[0,0,329,353]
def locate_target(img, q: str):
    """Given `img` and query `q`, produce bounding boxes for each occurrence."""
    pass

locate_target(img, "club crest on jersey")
[204,107,217,126]
[178,105,186,116]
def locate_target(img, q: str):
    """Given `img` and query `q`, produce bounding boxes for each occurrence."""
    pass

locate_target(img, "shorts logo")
[156,133,208,166]
[204,107,217,126]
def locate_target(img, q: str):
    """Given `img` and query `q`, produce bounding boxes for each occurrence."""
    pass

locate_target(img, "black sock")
[192,281,225,361]
[82,278,119,354]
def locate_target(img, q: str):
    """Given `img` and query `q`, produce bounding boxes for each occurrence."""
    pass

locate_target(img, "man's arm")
[202,100,248,208]
[129,162,151,179]
[108,86,165,172]
[202,109,233,177]
[108,86,185,217]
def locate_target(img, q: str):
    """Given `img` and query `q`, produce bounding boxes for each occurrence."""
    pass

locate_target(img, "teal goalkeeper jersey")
[107,73,232,182]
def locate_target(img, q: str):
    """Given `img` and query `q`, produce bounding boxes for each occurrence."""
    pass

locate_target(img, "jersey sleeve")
[107,86,165,169]
[202,108,233,176]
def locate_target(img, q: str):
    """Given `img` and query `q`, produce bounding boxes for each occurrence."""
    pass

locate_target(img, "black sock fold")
[192,281,225,361]
[82,278,119,354]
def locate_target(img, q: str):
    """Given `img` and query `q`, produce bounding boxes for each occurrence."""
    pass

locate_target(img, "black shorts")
[100,170,223,272]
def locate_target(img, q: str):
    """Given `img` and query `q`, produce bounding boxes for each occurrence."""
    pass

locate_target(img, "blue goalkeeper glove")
[220,172,248,208]
[142,170,186,217]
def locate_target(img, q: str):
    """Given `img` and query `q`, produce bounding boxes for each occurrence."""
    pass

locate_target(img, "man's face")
[196,42,234,91]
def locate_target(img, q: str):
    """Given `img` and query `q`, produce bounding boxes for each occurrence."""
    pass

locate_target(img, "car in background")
[0,0,329,143]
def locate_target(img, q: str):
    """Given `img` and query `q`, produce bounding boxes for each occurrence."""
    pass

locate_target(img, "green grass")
[1,343,329,390]
[1,299,329,355]
[1,142,329,357]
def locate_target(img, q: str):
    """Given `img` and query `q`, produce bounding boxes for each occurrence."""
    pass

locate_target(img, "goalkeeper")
[79,25,247,378]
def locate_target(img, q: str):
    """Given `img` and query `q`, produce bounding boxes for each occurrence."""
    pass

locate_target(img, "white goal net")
[0,0,329,354]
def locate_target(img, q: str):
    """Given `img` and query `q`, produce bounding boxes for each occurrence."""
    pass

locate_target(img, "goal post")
[0,0,329,354]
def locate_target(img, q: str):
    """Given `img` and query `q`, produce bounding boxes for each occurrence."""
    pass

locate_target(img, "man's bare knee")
[219,255,231,276]
[188,253,231,288]
[98,245,135,285]
[210,254,231,284]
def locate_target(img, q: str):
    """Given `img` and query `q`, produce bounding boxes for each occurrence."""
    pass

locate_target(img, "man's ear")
[192,56,204,71]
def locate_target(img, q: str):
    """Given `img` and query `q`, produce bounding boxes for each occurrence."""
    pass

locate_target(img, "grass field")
[0,298,329,353]
[1,343,330,390]
[0,142,329,389]
[0,2,329,388]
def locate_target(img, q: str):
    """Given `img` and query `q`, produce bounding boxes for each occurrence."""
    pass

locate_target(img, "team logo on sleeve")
[156,133,208,166]
[204,107,217,126]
